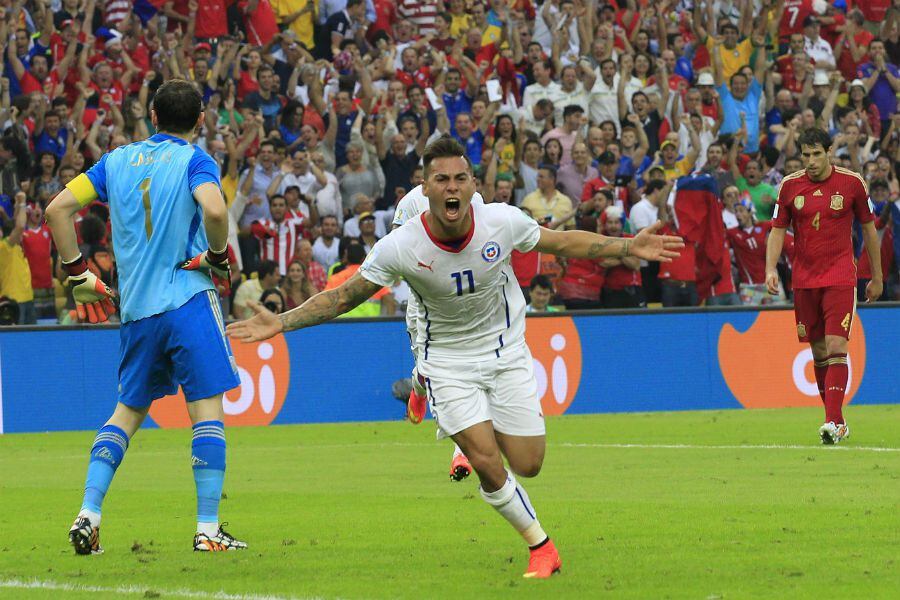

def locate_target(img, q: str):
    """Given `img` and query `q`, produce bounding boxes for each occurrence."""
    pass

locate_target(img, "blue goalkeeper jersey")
[77,133,222,323]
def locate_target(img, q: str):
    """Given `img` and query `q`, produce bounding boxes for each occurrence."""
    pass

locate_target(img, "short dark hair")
[797,127,833,152]
[422,135,472,176]
[538,163,557,179]
[346,243,367,265]
[269,194,286,205]
[257,260,278,280]
[600,58,616,70]
[152,79,202,133]
[346,0,364,8]
[645,179,667,195]
[530,274,553,291]
[563,104,584,119]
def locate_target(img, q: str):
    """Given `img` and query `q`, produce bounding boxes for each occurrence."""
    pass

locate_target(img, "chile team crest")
[481,241,501,263]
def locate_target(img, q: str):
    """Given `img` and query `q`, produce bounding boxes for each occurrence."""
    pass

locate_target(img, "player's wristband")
[63,254,89,276]
[207,247,229,264]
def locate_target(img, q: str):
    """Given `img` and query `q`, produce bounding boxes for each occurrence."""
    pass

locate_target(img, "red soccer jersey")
[772,166,873,289]
[659,225,697,281]
[21,224,53,289]
[779,0,815,41]
[727,221,772,284]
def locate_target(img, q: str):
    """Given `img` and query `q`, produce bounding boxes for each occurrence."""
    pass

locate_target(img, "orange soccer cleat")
[407,388,427,424]
[523,539,562,579]
[449,452,472,482]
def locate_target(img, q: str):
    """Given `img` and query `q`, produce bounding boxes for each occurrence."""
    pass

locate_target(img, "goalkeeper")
[45,80,246,554]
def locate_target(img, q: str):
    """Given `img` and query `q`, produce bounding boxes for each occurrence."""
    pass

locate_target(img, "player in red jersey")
[765,128,881,444]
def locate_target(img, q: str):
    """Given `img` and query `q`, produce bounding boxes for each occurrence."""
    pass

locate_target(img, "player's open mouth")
[445,198,460,219]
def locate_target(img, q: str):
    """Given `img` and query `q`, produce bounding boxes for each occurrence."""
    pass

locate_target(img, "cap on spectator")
[697,72,715,86]
[60,18,75,29]
[849,78,866,90]
[105,34,122,48]
[359,211,376,221]
[737,198,755,213]
[597,151,617,165]
[195,42,212,53]
[660,140,677,151]
[647,165,665,175]
[813,71,829,86]
[803,15,819,27]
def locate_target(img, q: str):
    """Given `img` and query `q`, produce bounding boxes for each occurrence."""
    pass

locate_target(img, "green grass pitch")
[1,406,898,599]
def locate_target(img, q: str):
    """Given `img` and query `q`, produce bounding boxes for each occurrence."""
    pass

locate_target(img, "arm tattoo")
[586,238,625,258]
[278,273,381,332]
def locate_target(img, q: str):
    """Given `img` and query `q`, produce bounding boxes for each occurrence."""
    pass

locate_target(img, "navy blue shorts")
[118,290,240,408]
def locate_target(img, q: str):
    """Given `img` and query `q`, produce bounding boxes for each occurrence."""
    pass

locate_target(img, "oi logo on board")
[148,336,291,428]
[525,317,583,415]
[718,311,866,408]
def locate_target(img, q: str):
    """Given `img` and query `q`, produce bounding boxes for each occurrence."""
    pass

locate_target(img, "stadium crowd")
[0,0,899,324]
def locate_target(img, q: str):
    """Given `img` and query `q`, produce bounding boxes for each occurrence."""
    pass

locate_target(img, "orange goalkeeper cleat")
[523,539,562,579]
[449,452,472,482]
[407,388,427,424]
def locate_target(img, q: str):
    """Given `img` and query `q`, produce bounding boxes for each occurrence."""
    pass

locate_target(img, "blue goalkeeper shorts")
[117,290,240,408]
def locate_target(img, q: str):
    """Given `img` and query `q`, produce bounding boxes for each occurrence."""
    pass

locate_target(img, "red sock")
[813,360,828,404]
[824,354,848,424]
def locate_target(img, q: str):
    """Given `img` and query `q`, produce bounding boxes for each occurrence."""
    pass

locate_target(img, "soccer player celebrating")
[765,127,882,445]
[228,137,682,577]
[45,80,247,554]
[392,183,485,482]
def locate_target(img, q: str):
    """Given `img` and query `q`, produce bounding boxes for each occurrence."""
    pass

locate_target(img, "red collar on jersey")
[420,209,476,253]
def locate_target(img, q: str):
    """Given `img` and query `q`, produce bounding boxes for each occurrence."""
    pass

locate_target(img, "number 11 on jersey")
[451,270,475,296]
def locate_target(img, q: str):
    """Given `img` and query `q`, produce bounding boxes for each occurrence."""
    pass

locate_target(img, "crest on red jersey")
[830,194,844,210]
[793,195,805,210]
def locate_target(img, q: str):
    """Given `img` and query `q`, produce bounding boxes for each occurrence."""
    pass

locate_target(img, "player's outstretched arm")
[534,221,683,263]
[226,272,385,342]
[764,226,787,296]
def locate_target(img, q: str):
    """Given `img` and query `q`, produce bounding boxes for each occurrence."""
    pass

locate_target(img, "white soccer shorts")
[417,344,546,439]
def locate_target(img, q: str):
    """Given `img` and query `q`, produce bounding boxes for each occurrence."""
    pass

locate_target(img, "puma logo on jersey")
[813,189,823,196]
[417,260,435,272]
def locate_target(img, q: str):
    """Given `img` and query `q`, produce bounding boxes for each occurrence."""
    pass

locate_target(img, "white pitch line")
[555,442,900,453]
[0,578,324,600]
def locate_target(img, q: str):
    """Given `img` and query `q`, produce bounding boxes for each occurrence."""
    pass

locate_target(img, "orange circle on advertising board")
[148,335,291,428]
[525,317,583,416]
[718,311,866,409]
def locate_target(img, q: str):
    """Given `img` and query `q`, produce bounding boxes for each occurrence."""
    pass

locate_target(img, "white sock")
[411,366,426,395]
[197,521,219,537]
[80,509,101,527]
[452,444,464,459]
[480,472,547,546]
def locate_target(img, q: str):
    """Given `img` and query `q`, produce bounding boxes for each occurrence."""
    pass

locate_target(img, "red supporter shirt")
[239,0,280,46]
[21,224,53,289]
[858,0,891,23]
[195,0,229,39]
[603,234,641,289]
[659,225,696,281]
[511,249,539,287]
[779,0,815,41]
[557,258,604,300]
[726,221,772,284]
[394,67,433,89]
[772,166,873,289]
[251,216,306,276]
[836,29,874,82]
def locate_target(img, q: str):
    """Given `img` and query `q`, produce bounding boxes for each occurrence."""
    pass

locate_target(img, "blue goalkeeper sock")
[192,420,226,536]
[81,424,130,521]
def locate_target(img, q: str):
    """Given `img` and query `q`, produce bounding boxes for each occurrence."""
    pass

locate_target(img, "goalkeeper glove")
[180,248,232,294]
[63,255,117,324]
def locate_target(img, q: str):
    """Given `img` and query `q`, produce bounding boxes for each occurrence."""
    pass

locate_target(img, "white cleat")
[193,524,248,551]
[819,421,850,445]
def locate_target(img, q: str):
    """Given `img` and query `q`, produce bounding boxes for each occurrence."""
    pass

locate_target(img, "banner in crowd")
[1,307,898,434]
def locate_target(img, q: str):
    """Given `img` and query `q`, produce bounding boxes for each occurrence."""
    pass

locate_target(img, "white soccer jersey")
[361,202,541,360]
[392,185,485,228]
[393,185,486,349]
